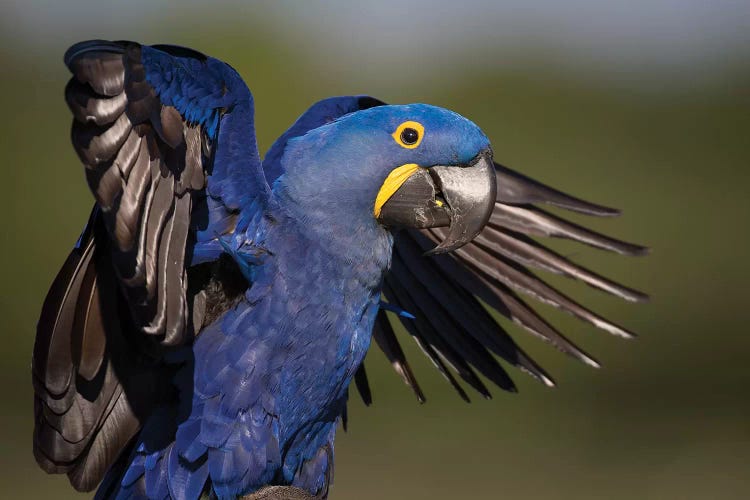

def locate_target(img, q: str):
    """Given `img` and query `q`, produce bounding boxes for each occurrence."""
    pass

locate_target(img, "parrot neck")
[271,186,394,272]
[269,206,394,287]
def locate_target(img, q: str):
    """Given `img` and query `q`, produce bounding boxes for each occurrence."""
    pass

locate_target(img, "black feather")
[384,278,485,401]
[372,311,425,403]
[354,364,372,406]
[490,204,649,256]
[495,163,621,217]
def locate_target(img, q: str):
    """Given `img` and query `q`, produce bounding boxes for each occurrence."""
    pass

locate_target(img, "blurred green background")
[1,1,749,498]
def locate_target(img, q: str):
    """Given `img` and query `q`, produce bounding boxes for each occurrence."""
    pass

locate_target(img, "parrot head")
[276,103,496,254]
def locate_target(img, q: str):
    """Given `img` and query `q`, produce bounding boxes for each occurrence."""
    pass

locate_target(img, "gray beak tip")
[424,151,496,254]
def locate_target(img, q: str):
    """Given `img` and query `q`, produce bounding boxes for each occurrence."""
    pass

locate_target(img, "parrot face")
[276,103,496,253]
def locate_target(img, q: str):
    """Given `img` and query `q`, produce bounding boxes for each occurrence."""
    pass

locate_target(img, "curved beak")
[376,149,496,254]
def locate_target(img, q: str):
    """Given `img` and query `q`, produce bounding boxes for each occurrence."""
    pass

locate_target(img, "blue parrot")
[33,41,648,499]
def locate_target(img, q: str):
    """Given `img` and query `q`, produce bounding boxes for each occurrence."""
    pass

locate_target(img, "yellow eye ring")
[392,121,424,149]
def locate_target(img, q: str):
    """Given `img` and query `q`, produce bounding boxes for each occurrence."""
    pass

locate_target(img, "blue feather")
[379,300,416,319]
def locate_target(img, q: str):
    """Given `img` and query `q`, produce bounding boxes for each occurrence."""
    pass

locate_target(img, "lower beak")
[376,149,496,254]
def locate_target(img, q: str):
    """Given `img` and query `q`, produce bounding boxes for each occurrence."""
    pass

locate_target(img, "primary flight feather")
[33,40,647,499]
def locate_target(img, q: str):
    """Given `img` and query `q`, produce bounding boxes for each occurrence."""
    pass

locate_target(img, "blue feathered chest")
[186,212,393,492]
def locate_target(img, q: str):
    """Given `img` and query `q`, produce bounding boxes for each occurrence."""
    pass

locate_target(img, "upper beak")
[376,148,496,254]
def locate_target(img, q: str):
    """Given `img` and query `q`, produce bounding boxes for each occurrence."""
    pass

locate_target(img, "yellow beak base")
[373,163,423,218]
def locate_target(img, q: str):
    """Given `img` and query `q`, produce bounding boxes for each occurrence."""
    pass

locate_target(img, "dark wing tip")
[628,289,651,303]
[64,40,127,68]
[354,363,373,406]
[631,245,652,257]
[607,240,650,258]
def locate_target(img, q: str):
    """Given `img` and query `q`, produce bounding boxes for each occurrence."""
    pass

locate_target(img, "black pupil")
[401,128,419,145]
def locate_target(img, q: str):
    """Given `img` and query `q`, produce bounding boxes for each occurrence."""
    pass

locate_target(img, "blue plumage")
[34,39,648,500]
[97,43,492,499]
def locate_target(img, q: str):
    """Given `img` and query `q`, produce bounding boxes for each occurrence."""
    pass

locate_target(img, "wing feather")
[380,164,646,398]
[372,310,425,403]
[384,277,491,400]
[382,281,472,402]
[490,204,648,256]
[353,364,373,406]
[35,39,268,491]
[495,162,621,216]
[392,251,520,392]
[427,227,637,338]
[257,95,646,403]
[477,227,648,302]
[33,210,165,491]
[63,39,266,341]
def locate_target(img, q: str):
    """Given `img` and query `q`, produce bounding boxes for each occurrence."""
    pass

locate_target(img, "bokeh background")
[1,1,749,498]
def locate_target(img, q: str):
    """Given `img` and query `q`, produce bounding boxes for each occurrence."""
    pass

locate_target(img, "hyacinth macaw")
[33,40,648,499]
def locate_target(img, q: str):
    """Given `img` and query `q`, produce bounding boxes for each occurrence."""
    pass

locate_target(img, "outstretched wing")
[33,40,268,490]
[262,94,646,403]
[378,168,648,401]
[64,39,269,342]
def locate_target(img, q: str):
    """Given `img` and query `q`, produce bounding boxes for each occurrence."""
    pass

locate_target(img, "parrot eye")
[392,121,425,149]
[401,128,419,145]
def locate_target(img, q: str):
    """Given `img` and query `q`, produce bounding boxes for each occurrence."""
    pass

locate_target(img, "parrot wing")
[61,39,270,342]
[33,40,269,491]
[378,173,648,401]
